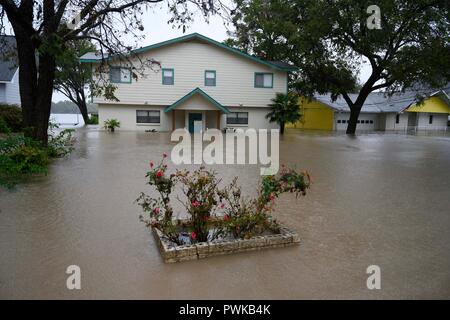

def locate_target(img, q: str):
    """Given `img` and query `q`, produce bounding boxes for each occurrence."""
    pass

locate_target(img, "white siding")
[93,40,287,108]
[416,113,448,130]
[99,104,171,131]
[221,107,279,130]
[4,70,21,105]
[384,113,408,131]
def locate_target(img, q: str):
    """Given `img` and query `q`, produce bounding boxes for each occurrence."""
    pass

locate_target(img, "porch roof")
[164,87,231,114]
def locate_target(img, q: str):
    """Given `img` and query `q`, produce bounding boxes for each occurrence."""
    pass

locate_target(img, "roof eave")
[164,87,230,114]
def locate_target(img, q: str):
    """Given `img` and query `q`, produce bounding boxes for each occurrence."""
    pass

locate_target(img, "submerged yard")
[0,128,449,299]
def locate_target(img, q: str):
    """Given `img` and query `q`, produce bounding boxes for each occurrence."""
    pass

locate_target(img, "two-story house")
[80,33,295,132]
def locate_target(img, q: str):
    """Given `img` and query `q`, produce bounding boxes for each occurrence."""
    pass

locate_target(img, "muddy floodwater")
[1,128,450,299]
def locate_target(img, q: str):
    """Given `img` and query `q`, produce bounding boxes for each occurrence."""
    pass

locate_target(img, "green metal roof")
[164,87,230,114]
[80,33,296,72]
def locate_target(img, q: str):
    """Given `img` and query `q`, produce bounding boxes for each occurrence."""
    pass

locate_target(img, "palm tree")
[266,93,301,134]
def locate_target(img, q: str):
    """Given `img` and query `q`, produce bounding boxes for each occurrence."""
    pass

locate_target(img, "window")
[162,68,174,85]
[227,112,249,125]
[136,110,160,124]
[429,115,433,124]
[205,70,216,86]
[254,73,273,88]
[110,67,131,83]
[365,120,370,124]
[370,120,374,124]
[396,114,400,124]
[337,120,342,124]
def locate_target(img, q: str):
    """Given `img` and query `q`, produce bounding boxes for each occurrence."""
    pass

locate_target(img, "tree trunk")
[77,95,90,124]
[280,122,285,135]
[11,22,55,145]
[346,105,362,134]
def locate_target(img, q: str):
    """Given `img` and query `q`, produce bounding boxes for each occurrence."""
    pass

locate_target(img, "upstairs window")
[136,110,160,124]
[227,112,248,125]
[396,114,400,124]
[429,115,433,124]
[205,70,216,86]
[254,73,273,88]
[110,67,132,83]
[162,68,174,85]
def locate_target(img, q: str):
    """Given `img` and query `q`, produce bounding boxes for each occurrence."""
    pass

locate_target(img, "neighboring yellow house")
[288,89,450,131]
[287,97,334,130]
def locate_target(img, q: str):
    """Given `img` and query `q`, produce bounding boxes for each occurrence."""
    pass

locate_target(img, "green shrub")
[47,129,75,157]
[0,104,23,132]
[86,114,99,125]
[0,129,75,189]
[0,118,11,134]
[103,118,120,132]
[0,135,48,188]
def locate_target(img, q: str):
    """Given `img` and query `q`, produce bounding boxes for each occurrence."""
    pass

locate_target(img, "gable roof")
[313,87,450,114]
[164,87,230,113]
[0,35,18,82]
[80,33,296,72]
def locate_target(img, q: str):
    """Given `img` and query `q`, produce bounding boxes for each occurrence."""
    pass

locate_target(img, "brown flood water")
[1,128,450,299]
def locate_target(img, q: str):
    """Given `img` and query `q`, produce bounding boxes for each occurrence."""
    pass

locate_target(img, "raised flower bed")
[136,154,311,263]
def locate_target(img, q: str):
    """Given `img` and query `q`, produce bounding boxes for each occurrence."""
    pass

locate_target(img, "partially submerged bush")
[0,128,75,189]
[103,118,120,132]
[136,156,312,245]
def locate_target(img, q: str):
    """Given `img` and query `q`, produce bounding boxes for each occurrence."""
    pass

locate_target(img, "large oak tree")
[227,0,450,134]
[0,0,228,143]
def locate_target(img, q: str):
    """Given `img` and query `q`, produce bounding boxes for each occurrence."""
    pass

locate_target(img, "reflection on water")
[1,128,450,299]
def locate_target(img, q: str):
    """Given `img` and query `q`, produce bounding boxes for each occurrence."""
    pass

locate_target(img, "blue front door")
[188,113,202,133]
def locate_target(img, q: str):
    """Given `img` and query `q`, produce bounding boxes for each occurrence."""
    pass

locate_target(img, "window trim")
[254,72,273,88]
[162,68,174,85]
[204,70,216,87]
[110,67,132,84]
[136,110,161,124]
[226,112,249,125]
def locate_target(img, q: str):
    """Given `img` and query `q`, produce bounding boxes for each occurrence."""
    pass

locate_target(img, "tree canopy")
[227,0,450,133]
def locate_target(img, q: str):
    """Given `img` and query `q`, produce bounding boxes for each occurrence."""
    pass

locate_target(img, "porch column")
[172,110,175,131]
[216,110,221,130]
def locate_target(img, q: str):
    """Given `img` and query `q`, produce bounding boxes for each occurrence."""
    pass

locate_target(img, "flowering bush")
[136,155,311,244]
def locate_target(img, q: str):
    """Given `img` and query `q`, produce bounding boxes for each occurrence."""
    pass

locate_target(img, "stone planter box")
[152,224,300,263]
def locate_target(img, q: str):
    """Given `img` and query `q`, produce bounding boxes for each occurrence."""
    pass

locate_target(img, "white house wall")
[4,70,21,105]
[93,40,287,108]
[384,113,408,131]
[416,113,448,130]
[98,104,171,131]
[220,107,279,131]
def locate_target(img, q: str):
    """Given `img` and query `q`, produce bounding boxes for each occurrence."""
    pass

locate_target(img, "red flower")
[191,200,200,207]
[163,153,168,158]
[268,193,275,201]
[191,231,197,240]
[202,216,209,222]
[149,161,154,168]
[223,214,230,222]
[156,171,163,178]
[152,207,160,215]
[219,202,225,209]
